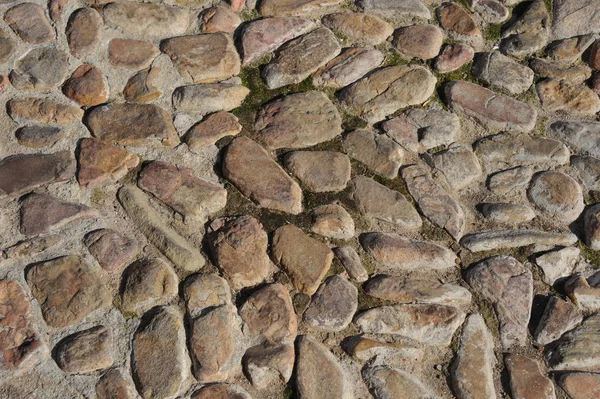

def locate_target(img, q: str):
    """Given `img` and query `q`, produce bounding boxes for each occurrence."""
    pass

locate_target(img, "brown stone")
[77,138,139,188]
[558,372,600,399]
[363,366,437,399]
[437,2,481,37]
[506,354,555,399]
[108,39,159,70]
[123,67,161,103]
[343,129,404,179]
[435,43,475,73]
[84,229,139,273]
[243,343,294,389]
[20,193,97,236]
[7,98,83,124]
[284,151,351,193]
[392,24,443,60]
[66,8,103,58]
[311,204,355,240]
[2,235,61,259]
[185,112,242,150]
[63,65,108,106]
[547,35,595,62]
[103,2,190,40]
[96,369,137,399]
[322,12,393,46]
[172,83,249,115]
[15,126,62,148]
[4,3,55,44]
[54,325,113,374]
[199,5,241,33]
[304,275,358,331]
[192,384,252,399]
[537,78,600,115]
[49,0,69,21]
[183,274,231,318]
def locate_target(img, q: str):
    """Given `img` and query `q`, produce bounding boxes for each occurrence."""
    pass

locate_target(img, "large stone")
[7,98,83,124]
[10,48,69,91]
[527,171,584,223]
[77,138,138,188]
[426,143,482,190]
[472,52,534,95]
[172,83,249,114]
[537,79,600,115]
[343,129,404,179]
[184,112,242,150]
[255,91,342,150]
[4,3,55,44]
[20,193,97,236]
[313,47,384,88]
[62,64,109,106]
[549,121,600,159]
[103,2,190,40]
[259,0,342,16]
[558,372,600,399]
[552,0,600,40]
[500,0,549,58]
[284,151,351,193]
[365,276,472,307]
[534,296,582,346]
[84,229,139,273]
[548,312,600,372]
[108,39,159,70]
[243,343,294,389]
[304,275,358,332]
[506,354,556,399]
[460,229,578,252]
[322,12,393,46]
[66,8,102,58]
[392,24,443,60]
[54,326,112,374]
[199,5,241,33]
[26,256,110,328]
[358,0,431,20]
[96,369,137,399]
[363,366,438,399]
[223,137,302,214]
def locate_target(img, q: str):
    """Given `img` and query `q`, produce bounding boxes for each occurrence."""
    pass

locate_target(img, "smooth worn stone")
[255,91,341,150]
[402,164,465,240]
[183,274,231,318]
[481,203,536,224]
[552,0,600,41]
[322,12,393,46]
[352,176,421,230]
[103,2,190,40]
[558,372,600,399]
[537,79,600,115]
[452,314,497,399]
[547,34,596,62]
[548,312,600,371]
[284,151,351,193]
[240,283,297,344]
[528,171,584,223]
[472,52,534,94]
[304,275,358,332]
[161,33,241,83]
[363,366,438,399]
[20,193,97,236]
[573,156,600,192]
[0,29,14,63]
[588,39,600,69]
[311,204,355,240]
[123,67,161,103]
[529,58,591,84]
[427,142,482,190]
[118,185,205,271]
[96,369,137,399]
[185,112,241,150]
[54,326,112,374]
[343,129,403,179]
[222,137,302,214]
[392,24,443,60]
[358,0,431,20]
[240,17,315,64]
[475,133,569,172]
[208,215,272,290]
[7,98,83,124]
[435,43,475,73]
[535,296,582,346]
[243,343,294,389]
[84,229,138,273]
[263,27,340,89]
[192,383,252,399]
[549,121,600,159]
[259,0,342,16]
[360,232,456,271]
[383,108,460,152]
[565,275,600,312]
[77,138,139,188]
[0,152,75,197]
[199,5,241,33]
[85,103,178,146]
[313,47,384,88]
[460,229,578,252]
[334,246,368,283]
[173,83,249,115]
[534,246,580,285]
[488,166,533,194]
[272,225,333,295]
[108,39,159,70]
[586,203,600,250]
[4,3,55,44]
[26,256,110,328]
[10,48,69,91]
[355,303,465,346]
[500,0,549,58]
[346,337,423,361]
[0,280,44,374]
[437,2,481,37]
[66,8,103,58]
[445,81,537,132]
[506,354,556,399]
[466,255,533,348]
[296,335,352,399]
[468,0,509,23]
[62,65,108,107]
[339,65,436,123]
[138,160,227,222]
[365,275,472,307]
[132,307,187,398]
[2,235,61,259]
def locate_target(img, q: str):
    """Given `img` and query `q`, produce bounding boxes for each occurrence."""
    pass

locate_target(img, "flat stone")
[255,91,341,150]
[284,151,351,193]
[10,48,69,91]
[547,312,600,372]
[363,366,439,399]
[469,0,509,23]
[392,24,443,60]
[172,83,249,114]
[472,52,534,94]
[343,129,403,179]
[445,81,537,132]
[311,204,355,240]
[2,235,61,259]
[488,166,534,194]
[365,276,472,307]
[185,112,242,150]
[466,255,533,348]
[258,0,342,16]
[346,337,422,362]
[333,246,368,282]
[123,67,161,103]
[528,171,584,223]
[452,314,497,399]
[272,225,333,295]
[437,2,481,37]
[108,39,159,70]
[26,256,110,328]
[103,2,190,40]
[7,98,83,124]
[547,34,596,62]
[534,296,582,346]
[529,58,591,84]
[4,3,55,44]
[161,33,241,83]
[339,65,436,123]
[230,0,245,11]
[54,326,112,374]
[296,335,352,399]
[355,303,465,346]
[77,138,139,188]
[84,229,139,273]
[426,143,482,190]
[352,176,421,229]
[183,274,231,318]
[460,229,578,252]
[552,0,600,41]
[132,307,188,398]
[240,17,315,64]
[240,283,297,344]
[0,152,75,197]
[263,27,340,89]
[118,185,205,271]
[0,29,14,63]
[243,343,294,389]
[313,47,384,88]
[402,164,466,240]
[435,43,475,73]
[549,121,600,159]
[85,103,179,146]
[322,12,393,46]
[565,275,600,312]
[192,384,252,399]
[558,372,600,399]
[501,0,549,58]
[358,0,432,21]
[20,193,97,236]
[304,275,358,332]
[66,7,103,58]
[62,65,109,107]
[534,246,580,285]
[222,137,302,214]
[360,232,456,271]
[481,203,536,224]
[96,369,137,399]
[537,79,600,115]
[588,39,600,69]
[199,5,241,33]
[506,354,556,399]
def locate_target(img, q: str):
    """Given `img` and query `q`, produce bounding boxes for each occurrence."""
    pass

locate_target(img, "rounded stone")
[392,24,443,60]
[527,171,584,223]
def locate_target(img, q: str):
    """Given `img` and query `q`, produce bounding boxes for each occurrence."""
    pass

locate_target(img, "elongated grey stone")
[460,230,578,252]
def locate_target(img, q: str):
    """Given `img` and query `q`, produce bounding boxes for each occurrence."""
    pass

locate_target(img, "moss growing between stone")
[484,23,503,44]
[578,241,600,268]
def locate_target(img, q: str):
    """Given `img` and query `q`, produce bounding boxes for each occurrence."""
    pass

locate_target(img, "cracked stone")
[552,0,600,41]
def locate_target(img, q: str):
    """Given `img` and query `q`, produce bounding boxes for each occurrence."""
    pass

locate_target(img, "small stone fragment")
[480,203,536,224]
[10,48,69,91]
[435,43,475,73]
[103,2,190,40]
[77,138,139,188]
[284,151,351,193]
[185,112,241,150]
[243,343,294,389]
[310,204,355,240]
[488,166,533,194]
[427,142,482,190]
[365,276,472,307]
[199,5,241,33]
[108,39,159,70]
[7,98,83,124]
[392,24,443,60]
[333,246,368,282]
[343,129,404,179]
[66,8,103,58]
[20,193,97,236]
[528,171,584,223]
[534,296,582,346]
[472,51,534,94]
[304,275,358,332]
[172,83,249,114]
[363,366,438,399]
[54,326,112,374]
[313,47,384,88]
[96,369,137,399]
[558,372,600,399]
[534,246,580,285]
[437,2,481,38]
[322,12,393,46]
[4,3,55,44]
[84,229,138,273]
[123,67,161,103]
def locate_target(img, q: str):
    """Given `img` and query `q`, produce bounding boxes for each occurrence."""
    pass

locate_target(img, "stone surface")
[77,138,139,188]
[527,171,584,223]
[435,43,475,73]
[322,12,393,46]
[334,246,368,282]
[558,372,600,399]
[185,112,241,150]
[183,274,232,318]
[534,296,582,346]
[358,0,431,20]
[4,3,55,44]
[565,275,600,312]
[84,229,138,273]
[284,151,351,192]
[586,203,600,250]
[469,0,509,23]
[103,2,190,40]
[20,193,97,236]
[537,79,600,115]
[310,204,355,240]
[392,24,443,60]
[313,47,384,88]
[7,98,83,124]
[472,52,534,94]
[534,247,580,285]
[346,337,422,362]
[547,34,596,62]
[10,48,69,91]
[192,384,252,399]
[552,0,600,41]
[66,8,102,58]
[480,203,535,224]
[96,369,137,399]
[572,156,600,191]
[363,366,438,399]
[243,343,294,389]
[488,166,534,194]
[62,65,109,106]
[501,0,549,58]
[199,5,241,33]
[437,2,481,37]
[427,142,482,190]
[0,29,14,64]
[460,229,578,251]
[54,326,112,374]
[365,276,472,307]
[549,121,600,159]
[2,235,61,259]
[343,129,403,179]
[506,354,556,399]
[548,312,600,371]
[259,0,343,16]
[529,58,591,84]
[172,83,249,114]
[123,67,161,103]
[303,275,358,331]
[108,39,159,70]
